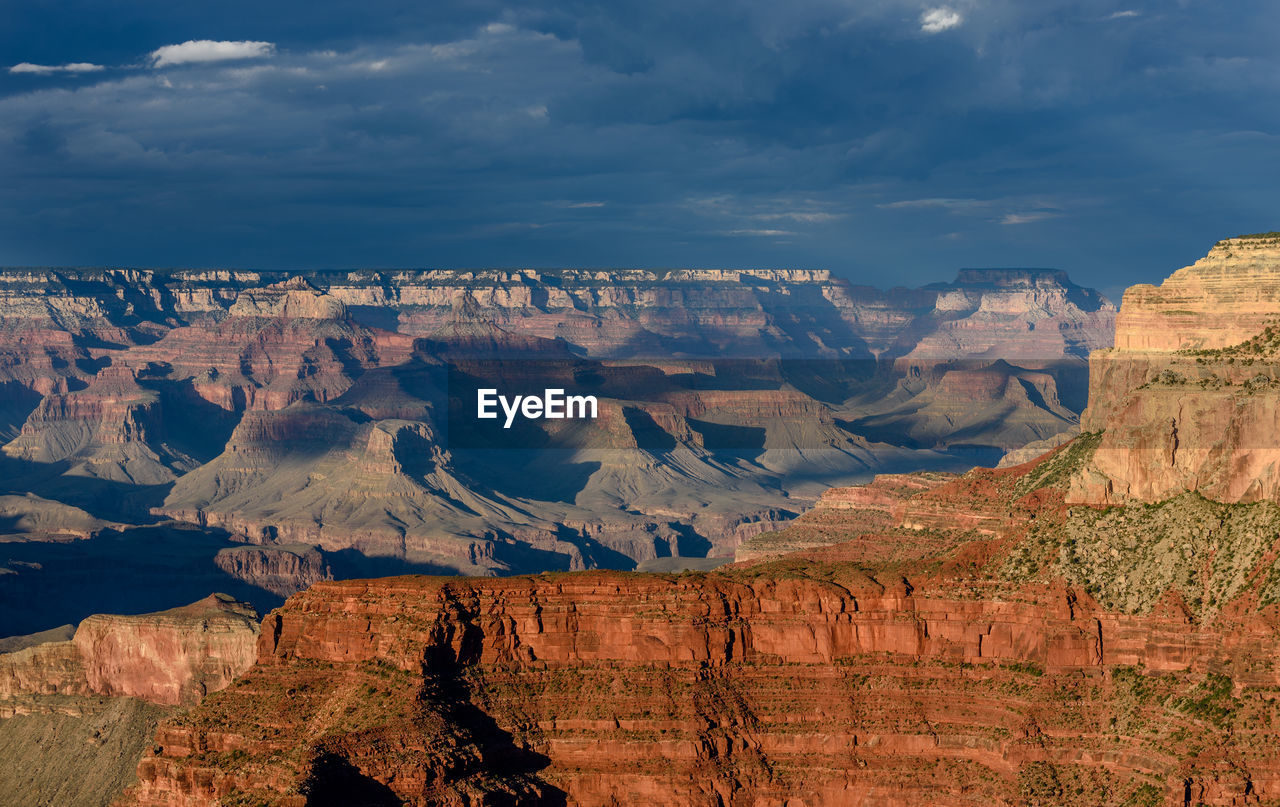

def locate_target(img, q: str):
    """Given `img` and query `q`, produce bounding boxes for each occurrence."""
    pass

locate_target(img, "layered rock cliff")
[0,264,1110,627]
[0,595,260,807]
[0,594,260,710]
[120,450,1280,806]
[1071,234,1280,505]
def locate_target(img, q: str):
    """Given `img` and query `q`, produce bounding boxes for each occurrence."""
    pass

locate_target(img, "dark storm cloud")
[1,0,1278,291]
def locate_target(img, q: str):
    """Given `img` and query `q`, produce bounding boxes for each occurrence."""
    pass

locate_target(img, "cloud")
[0,3,1275,291]
[920,7,963,34]
[150,40,276,68]
[1106,10,1141,19]
[687,195,846,228]
[884,198,1067,226]
[9,62,105,75]
[880,197,985,211]
[1000,211,1058,225]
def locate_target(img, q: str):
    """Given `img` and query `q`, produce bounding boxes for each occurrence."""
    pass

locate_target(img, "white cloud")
[1106,10,1141,19]
[884,198,1066,225]
[686,194,846,227]
[752,211,844,223]
[1001,211,1057,225]
[9,62,105,75]
[150,40,276,68]
[920,7,963,34]
[724,228,797,237]
[880,197,986,210]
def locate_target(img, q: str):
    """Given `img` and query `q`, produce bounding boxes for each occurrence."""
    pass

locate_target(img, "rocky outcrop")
[1071,234,1280,505]
[3,366,198,485]
[213,545,333,598]
[225,277,347,320]
[0,594,259,710]
[120,562,1280,807]
[1111,236,1280,352]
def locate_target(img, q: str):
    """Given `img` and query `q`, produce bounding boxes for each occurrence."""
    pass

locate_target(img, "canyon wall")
[118,402,1280,807]
[0,264,1110,367]
[1072,234,1280,505]
[0,263,1112,598]
[0,594,260,711]
[120,555,1280,806]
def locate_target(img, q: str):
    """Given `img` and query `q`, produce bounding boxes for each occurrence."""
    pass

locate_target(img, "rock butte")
[1074,234,1280,505]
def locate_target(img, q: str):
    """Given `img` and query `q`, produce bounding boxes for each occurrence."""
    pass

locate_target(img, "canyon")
[0,263,1113,636]
[96,234,1280,807]
[0,595,259,807]
[117,444,1280,807]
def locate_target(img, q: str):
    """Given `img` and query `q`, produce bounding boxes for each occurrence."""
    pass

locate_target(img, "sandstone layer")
[1072,234,1280,505]
[120,440,1280,807]
[0,595,262,807]
[0,594,260,710]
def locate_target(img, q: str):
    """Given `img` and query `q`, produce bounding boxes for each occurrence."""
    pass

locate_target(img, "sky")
[1,1,1278,298]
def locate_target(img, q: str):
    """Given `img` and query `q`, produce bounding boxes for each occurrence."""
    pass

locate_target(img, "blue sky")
[1,1,1277,296]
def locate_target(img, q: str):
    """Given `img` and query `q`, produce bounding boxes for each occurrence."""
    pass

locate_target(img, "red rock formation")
[0,595,259,710]
[1071,234,1280,505]
[213,545,333,598]
[118,562,1280,807]
[123,309,415,413]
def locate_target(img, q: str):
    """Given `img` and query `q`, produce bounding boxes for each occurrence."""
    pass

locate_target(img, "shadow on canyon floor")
[0,524,284,635]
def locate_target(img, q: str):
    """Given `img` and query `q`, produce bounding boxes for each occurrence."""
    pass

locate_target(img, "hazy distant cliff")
[0,264,1110,362]
[0,263,1112,630]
